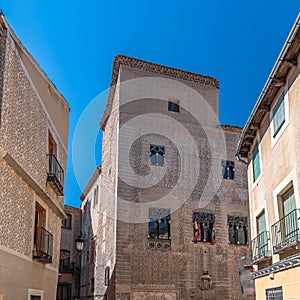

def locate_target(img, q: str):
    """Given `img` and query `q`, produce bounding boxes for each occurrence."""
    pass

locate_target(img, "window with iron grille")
[62,213,72,229]
[56,283,71,300]
[266,286,283,300]
[228,216,248,245]
[222,160,235,180]
[150,145,165,166]
[193,212,215,243]
[148,208,171,239]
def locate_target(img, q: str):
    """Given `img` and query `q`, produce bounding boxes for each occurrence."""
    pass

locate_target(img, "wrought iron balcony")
[271,209,300,254]
[33,227,53,263]
[251,231,271,263]
[47,154,64,196]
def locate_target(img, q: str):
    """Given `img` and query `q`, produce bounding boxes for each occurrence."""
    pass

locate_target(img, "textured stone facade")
[0,12,69,300]
[57,205,81,300]
[81,56,251,300]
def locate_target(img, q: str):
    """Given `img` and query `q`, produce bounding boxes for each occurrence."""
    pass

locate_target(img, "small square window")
[150,145,165,166]
[168,100,180,112]
[222,160,234,180]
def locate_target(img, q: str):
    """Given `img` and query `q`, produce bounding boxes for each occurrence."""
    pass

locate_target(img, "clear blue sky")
[1,1,299,208]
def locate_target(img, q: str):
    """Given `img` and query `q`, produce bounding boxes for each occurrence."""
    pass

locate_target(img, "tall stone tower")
[82,55,251,300]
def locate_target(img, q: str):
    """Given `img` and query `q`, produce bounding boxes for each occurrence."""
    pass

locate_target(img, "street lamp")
[75,236,84,252]
[75,235,84,300]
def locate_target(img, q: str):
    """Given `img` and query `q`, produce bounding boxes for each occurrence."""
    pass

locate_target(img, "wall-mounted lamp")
[75,236,84,251]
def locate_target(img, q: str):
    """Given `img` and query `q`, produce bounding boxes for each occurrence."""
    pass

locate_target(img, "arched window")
[150,145,165,166]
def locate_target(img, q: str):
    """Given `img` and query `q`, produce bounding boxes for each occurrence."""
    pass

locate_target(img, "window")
[61,213,72,229]
[48,131,57,157]
[59,250,71,272]
[56,283,71,300]
[193,212,215,243]
[272,93,285,137]
[93,185,99,208]
[168,100,180,112]
[150,145,165,166]
[28,289,43,300]
[105,266,110,286]
[91,278,95,293]
[281,187,297,242]
[266,287,283,300]
[252,143,261,182]
[256,211,269,257]
[34,203,46,249]
[222,160,234,179]
[228,216,248,245]
[90,237,96,263]
[148,208,171,239]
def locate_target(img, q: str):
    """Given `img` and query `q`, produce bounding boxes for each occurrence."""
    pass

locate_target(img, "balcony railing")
[251,231,271,263]
[47,154,64,196]
[271,209,300,253]
[33,227,53,263]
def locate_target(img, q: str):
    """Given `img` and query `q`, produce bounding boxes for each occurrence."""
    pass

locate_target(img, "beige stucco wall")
[0,247,58,299]
[255,266,300,300]
[248,58,300,240]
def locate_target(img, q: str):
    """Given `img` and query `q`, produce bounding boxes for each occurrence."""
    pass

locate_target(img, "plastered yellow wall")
[255,266,300,300]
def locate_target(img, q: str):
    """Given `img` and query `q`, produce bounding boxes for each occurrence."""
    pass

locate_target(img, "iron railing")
[33,227,53,263]
[251,231,271,262]
[271,208,300,253]
[47,154,64,195]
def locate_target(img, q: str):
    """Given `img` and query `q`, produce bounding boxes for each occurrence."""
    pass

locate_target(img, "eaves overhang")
[236,13,300,158]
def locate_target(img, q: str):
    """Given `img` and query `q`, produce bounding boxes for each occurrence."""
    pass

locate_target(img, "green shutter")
[273,94,285,137]
[253,144,261,182]
[283,188,297,242]
[257,212,268,256]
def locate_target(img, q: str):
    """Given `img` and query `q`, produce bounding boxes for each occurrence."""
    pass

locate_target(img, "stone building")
[0,11,69,300]
[236,13,300,300]
[80,55,251,299]
[80,166,101,300]
[57,205,82,300]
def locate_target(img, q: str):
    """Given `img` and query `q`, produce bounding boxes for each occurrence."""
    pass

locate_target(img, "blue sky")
[1,1,299,208]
